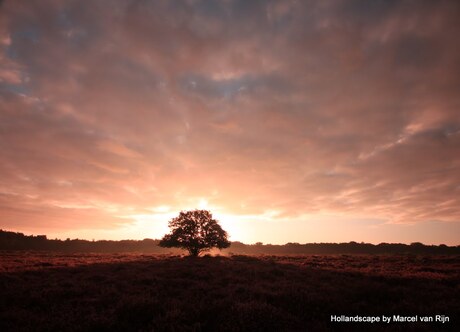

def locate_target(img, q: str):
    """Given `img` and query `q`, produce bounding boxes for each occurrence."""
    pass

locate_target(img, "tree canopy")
[159,210,231,256]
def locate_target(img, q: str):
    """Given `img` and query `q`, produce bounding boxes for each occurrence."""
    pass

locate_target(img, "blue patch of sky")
[11,27,40,44]
[341,0,398,23]
[57,9,72,29]
[111,58,161,91]
[192,0,228,18]
[0,83,30,96]
[270,12,293,33]
[8,26,40,61]
[5,45,18,60]
[179,74,253,100]
[65,30,89,49]
[179,73,290,101]
[56,8,90,49]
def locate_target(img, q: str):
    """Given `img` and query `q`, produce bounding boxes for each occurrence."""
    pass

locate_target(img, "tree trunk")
[189,248,199,257]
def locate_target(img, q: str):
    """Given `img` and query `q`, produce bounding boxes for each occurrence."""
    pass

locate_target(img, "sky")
[0,0,459,245]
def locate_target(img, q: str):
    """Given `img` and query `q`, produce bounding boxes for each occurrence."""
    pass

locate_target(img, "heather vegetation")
[1,229,458,330]
[0,252,458,331]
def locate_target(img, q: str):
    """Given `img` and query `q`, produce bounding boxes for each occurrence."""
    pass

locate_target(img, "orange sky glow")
[0,0,459,245]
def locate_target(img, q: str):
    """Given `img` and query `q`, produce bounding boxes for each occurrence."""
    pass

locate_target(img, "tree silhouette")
[159,210,231,256]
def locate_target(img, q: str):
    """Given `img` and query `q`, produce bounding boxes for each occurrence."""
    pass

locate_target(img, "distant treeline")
[1,229,459,254]
[227,241,460,255]
[0,230,179,253]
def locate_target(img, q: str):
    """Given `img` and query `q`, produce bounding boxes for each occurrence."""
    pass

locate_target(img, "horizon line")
[2,229,458,247]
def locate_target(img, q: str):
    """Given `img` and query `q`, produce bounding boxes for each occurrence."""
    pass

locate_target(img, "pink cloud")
[0,0,459,243]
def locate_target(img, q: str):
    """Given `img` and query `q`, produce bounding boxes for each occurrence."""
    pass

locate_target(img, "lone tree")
[159,209,231,256]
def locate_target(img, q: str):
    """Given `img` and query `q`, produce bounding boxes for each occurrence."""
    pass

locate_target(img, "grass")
[0,252,458,331]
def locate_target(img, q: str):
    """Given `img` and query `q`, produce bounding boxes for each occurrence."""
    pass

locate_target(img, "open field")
[0,252,459,331]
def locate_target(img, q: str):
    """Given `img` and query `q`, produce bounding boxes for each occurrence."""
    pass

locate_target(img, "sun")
[198,198,209,209]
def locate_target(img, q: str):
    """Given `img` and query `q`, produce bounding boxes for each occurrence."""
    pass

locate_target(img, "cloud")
[0,0,459,241]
